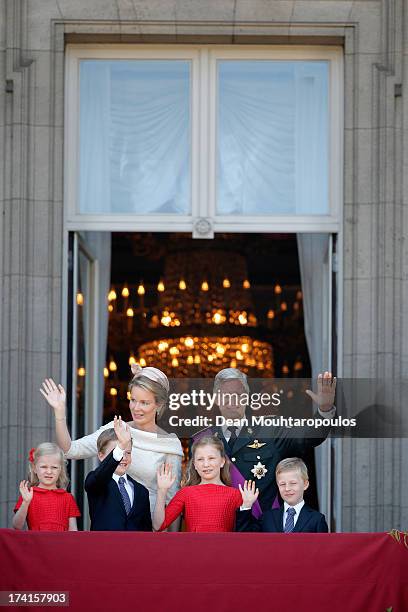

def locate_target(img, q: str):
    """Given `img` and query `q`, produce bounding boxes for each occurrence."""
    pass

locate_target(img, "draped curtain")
[217,61,328,216]
[79,60,190,215]
[297,233,331,515]
[78,232,111,427]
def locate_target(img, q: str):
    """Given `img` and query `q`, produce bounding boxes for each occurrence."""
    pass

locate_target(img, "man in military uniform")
[192,368,336,517]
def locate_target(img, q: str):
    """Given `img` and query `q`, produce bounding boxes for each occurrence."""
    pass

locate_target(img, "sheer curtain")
[79,63,111,213]
[297,234,331,516]
[294,65,329,215]
[79,232,111,427]
[79,60,190,215]
[89,232,111,426]
[217,61,328,215]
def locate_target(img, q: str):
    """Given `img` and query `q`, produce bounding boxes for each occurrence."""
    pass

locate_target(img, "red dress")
[159,484,243,532]
[14,487,81,531]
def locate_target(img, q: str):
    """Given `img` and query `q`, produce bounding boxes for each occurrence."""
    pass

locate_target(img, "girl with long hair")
[153,435,257,532]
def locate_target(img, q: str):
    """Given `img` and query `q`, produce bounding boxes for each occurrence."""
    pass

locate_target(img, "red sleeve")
[67,493,81,518]
[235,488,243,508]
[14,496,23,513]
[159,489,186,531]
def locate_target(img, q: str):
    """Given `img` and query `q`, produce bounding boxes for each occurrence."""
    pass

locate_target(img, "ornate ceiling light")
[138,248,273,377]
[107,245,274,377]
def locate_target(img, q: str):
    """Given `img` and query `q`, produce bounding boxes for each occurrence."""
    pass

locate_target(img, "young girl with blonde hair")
[13,443,80,531]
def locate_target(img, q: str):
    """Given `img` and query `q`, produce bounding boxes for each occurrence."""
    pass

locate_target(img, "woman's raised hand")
[239,480,259,508]
[113,415,132,450]
[19,480,33,505]
[40,379,66,417]
[157,463,176,492]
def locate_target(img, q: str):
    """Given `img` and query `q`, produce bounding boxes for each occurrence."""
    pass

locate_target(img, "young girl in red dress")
[13,443,80,531]
[153,435,257,532]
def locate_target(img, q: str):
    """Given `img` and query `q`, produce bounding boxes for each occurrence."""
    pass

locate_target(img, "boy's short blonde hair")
[275,457,309,482]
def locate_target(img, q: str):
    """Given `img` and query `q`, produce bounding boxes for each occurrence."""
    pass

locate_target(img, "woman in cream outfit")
[40,365,183,525]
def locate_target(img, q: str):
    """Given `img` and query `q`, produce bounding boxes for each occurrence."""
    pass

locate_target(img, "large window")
[65,45,342,233]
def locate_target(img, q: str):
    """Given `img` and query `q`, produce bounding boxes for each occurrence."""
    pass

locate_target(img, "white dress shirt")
[111,446,134,507]
[318,406,336,418]
[222,424,244,441]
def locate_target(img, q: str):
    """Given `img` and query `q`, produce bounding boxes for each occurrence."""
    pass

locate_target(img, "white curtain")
[297,234,331,379]
[294,65,329,215]
[79,60,190,215]
[79,63,111,213]
[79,232,111,426]
[297,233,331,515]
[218,61,328,215]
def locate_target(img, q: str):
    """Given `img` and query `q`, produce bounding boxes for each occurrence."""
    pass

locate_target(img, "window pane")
[79,60,191,214]
[217,61,329,216]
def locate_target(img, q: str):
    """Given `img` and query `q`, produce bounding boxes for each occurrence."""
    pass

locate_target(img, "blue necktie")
[284,507,296,533]
[118,477,131,515]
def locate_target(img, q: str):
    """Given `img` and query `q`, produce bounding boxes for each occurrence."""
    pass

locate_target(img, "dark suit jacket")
[85,451,152,531]
[236,503,328,533]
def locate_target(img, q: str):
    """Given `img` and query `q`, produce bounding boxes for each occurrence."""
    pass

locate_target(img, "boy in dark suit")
[85,416,152,531]
[236,457,328,533]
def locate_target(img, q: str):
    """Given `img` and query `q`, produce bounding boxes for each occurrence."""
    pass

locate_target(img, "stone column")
[0,0,65,526]
[340,0,408,532]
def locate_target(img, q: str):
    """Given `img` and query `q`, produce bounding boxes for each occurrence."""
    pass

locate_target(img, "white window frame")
[65,45,201,231]
[65,44,343,233]
[209,46,343,233]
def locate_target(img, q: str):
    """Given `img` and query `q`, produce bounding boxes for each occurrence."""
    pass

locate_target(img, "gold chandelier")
[107,247,274,377]
[139,336,273,377]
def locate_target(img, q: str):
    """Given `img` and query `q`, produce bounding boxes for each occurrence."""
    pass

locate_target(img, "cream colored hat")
[130,363,170,393]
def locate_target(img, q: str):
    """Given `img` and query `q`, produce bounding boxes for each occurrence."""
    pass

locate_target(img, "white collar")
[283,499,305,515]
[112,473,128,484]
[222,424,243,438]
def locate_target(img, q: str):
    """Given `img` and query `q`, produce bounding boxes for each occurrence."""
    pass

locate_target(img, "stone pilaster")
[0,0,64,526]
[341,0,408,532]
